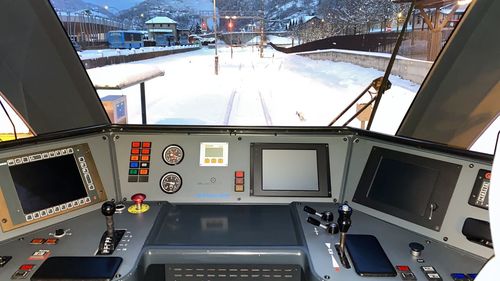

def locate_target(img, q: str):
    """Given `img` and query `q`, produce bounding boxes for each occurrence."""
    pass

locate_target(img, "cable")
[0,98,18,140]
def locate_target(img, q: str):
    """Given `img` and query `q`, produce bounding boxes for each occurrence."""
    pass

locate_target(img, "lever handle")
[307,216,321,227]
[304,205,317,215]
[337,204,353,233]
[101,201,116,217]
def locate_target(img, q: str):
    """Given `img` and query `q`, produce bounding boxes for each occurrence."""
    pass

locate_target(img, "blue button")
[130,162,139,168]
[450,273,467,280]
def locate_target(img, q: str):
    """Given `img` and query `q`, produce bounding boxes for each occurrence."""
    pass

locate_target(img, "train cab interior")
[0,0,499,280]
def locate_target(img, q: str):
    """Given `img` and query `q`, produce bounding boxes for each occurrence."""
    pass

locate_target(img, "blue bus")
[107,30,144,49]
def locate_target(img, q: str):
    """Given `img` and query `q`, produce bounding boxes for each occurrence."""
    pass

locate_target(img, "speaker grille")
[165,264,302,281]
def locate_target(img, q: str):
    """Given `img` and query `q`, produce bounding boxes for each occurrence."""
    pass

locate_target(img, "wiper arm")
[366,0,416,130]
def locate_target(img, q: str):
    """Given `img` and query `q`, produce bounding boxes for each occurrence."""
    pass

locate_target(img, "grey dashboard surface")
[148,204,301,246]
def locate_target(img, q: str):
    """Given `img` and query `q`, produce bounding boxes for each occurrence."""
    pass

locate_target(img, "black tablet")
[31,256,122,281]
[346,234,397,277]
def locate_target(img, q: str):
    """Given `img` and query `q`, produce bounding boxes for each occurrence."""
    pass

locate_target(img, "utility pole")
[259,0,265,58]
[213,0,219,75]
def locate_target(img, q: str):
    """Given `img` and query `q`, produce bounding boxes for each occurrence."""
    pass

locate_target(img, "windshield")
[3,0,497,154]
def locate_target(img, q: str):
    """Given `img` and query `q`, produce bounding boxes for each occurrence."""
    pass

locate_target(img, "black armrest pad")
[31,256,122,281]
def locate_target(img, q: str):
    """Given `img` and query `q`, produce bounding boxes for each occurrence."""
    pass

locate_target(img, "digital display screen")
[205,147,223,158]
[10,155,88,214]
[250,143,330,197]
[367,157,438,216]
[262,150,319,191]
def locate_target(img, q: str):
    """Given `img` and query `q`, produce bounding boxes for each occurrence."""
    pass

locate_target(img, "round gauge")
[160,172,183,194]
[162,145,184,166]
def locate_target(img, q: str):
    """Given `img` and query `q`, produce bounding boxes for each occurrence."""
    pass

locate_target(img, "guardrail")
[81,46,201,69]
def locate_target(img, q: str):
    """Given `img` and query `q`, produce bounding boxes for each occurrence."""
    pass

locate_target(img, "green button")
[129,169,138,175]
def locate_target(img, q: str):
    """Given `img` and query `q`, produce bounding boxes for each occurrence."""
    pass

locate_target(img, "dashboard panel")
[0,128,493,281]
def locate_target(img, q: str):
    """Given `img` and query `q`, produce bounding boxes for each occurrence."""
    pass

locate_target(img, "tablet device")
[31,256,122,281]
[345,234,397,277]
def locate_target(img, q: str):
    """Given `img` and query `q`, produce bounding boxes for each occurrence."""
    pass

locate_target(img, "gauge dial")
[162,145,184,165]
[160,172,182,194]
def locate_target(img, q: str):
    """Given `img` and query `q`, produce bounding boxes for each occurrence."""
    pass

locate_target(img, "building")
[145,16,178,46]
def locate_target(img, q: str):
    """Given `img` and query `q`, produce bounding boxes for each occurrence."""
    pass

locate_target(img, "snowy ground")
[91,45,419,135]
[2,45,496,154]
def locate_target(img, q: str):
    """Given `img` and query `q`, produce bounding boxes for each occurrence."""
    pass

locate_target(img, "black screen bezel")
[250,143,331,197]
[352,146,462,231]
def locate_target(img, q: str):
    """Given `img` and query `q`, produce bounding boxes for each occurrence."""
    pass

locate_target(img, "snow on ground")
[93,45,419,136]
[78,45,195,60]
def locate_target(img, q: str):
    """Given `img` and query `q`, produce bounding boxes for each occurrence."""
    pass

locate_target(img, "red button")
[142,142,152,148]
[131,148,140,155]
[30,238,46,245]
[485,172,491,180]
[141,149,151,155]
[19,264,35,271]
[131,142,141,148]
[396,265,410,271]
[235,171,245,178]
[45,238,59,245]
[139,169,149,175]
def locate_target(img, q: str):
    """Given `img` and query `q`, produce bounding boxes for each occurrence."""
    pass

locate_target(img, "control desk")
[0,128,492,281]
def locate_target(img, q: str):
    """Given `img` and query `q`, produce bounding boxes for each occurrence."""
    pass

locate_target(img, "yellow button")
[211,158,216,163]
[235,184,244,192]
[218,158,223,163]
[205,158,210,163]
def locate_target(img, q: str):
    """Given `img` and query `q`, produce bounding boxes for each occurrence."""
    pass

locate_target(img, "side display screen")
[251,143,331,197]
[0,144,107,232]
[10,155,87,214]
[353,147,462,231]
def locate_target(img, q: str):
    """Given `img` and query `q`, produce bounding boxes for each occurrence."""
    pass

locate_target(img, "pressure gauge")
[160,172,182,194]
[162,145,184,165]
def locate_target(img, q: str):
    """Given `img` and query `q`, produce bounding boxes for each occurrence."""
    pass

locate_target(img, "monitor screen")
[10,154,88,214]
[353,147,462,231]
[262,149,319,191]
[367,157,438,216]
[251,143,330,197]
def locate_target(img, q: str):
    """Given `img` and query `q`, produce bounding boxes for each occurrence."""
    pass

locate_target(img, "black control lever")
[307,217,339,234]
[335,203,353,268]
[303,205,334,222]
[97,201,125,255]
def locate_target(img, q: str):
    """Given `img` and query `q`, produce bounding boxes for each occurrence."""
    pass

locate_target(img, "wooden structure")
[393,0,465,60]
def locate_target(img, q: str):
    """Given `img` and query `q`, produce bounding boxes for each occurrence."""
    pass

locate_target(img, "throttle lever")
[307,217,339,234]
[303,205,334,222]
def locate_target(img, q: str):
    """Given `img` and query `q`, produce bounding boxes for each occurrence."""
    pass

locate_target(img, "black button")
[54,228,65,237]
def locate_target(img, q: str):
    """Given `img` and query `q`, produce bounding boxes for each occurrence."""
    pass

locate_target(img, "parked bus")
[107,30,144,49]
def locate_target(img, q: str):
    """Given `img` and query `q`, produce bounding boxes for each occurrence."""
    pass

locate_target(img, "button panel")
[128,141,152,182]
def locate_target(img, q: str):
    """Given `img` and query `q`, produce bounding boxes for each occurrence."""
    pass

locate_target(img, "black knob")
[327,223,339,234]
[409,242,424,257]
[101,201,116,217]
[337,204,353,233]
[322,211,334,222]
[303,206,316,215]
[54,228,65,237]
[307,216,321,227]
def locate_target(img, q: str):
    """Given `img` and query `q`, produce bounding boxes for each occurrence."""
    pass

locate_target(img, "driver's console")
[0,128,492,281]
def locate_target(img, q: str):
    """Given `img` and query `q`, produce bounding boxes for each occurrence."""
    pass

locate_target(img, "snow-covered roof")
[148,29,174,33]
[441,3,468,14]
[145,16,177,24]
